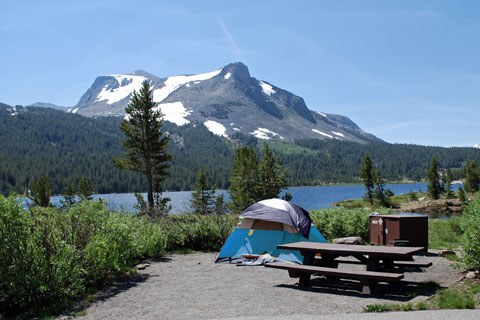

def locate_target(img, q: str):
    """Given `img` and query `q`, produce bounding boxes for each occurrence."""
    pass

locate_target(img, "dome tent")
[216,199,327,264]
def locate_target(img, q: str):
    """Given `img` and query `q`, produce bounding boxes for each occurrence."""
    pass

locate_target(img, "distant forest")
[1,106,479,195]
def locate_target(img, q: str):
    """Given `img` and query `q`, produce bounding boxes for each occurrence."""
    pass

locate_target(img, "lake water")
[47,183,462,218]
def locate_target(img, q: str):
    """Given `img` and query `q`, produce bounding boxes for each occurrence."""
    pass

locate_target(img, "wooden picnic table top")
[277,241,425,258]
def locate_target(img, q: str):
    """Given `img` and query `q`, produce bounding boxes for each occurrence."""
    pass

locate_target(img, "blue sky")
[1,0,479,147]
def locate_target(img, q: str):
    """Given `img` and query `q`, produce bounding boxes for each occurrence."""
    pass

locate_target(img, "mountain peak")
[220,62,251,82]
[132,69,159,80]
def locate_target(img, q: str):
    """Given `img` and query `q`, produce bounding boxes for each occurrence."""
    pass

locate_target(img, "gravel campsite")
[60,251,464,320]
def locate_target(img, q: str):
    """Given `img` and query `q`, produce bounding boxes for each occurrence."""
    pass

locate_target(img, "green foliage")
[258,144,288,200]
[0,195,168,318]
[465,161,480,193]
[3,107,480,196]
[458,199,480,270]
[458,186,466,203]
[61,182,76,207]
[113,81,173,211]
[157,214,237,252]
[190,169,216,215]
[228,146,260,214]
[436,289,476,309]
[428,219,463,250]
[309,207,380,241]
[360,154,374,204]
[427,157,443,200]
[408,189,418,201]
[28,175,51,207]
[78,175,93,200]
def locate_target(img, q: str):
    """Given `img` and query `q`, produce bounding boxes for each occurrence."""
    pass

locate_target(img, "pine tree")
[373,169,391,207]
[214,194,228,215]
[360,154,374,205]
[228,146,260,214]
[445,169,454,199]
[427,157,442,200]
[258,144,288,200]
[465,161,480,193]
[458,185,466,203]
[113,81,173,214]
[28,176,51,207]
[190,168,216,215]
[61,182,76,207]
[78,175,93,200]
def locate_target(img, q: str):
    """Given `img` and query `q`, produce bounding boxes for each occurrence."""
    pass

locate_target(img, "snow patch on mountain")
[474,144,480,148]
[332,131,345,137]
[71,107,79,114]
[224,72,232,79]
[152,69,221,103]
[204,120,227,137]
[317,112,328,118]
[96,75,147,104]
[251,128,283,140]
[154,101,191,126]
[312,129,333,138]
[259,81,275,96]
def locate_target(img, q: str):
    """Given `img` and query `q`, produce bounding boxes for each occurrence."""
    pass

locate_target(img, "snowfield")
[96,75,147,104]
[251,128,283,140]
[259,81,276,96]
[154,101,191,126]
[204,120,227,137]
[312,129,333,138]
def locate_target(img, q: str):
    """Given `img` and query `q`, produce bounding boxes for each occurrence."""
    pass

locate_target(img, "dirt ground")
[58,250,464,320]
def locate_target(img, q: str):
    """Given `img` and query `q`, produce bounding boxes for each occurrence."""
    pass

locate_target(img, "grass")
[364,280,480,313]
[428,219,463,250]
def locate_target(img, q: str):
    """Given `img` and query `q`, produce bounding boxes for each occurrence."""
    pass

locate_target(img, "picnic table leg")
[366,256,381,272]
[360,279,376,295]
[298,252,315,287]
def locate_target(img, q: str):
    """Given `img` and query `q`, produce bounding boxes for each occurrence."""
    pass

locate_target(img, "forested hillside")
[1,106,479,195]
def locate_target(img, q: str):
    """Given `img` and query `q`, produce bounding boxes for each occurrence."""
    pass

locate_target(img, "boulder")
[466,272,477,279]
[333,236,364,245]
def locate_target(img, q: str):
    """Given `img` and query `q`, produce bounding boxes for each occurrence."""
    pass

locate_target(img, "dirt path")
[60,252,463,319]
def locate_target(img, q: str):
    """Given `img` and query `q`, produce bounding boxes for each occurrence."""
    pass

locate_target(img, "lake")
[47,182,462,218]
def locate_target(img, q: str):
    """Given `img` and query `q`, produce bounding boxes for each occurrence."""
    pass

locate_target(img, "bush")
[459,199,480,270]
[0,195,168,317]
[309,207,389,241]
[158,214,237,252]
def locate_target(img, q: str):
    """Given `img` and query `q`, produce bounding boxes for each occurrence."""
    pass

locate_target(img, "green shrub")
[437,289,476,309]
[310,207,389,241]
[159,214,236,252]
[0,195,168,317]
[459,199,480,270]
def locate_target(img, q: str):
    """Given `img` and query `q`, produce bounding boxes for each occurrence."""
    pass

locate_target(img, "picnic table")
[265,241,430,294]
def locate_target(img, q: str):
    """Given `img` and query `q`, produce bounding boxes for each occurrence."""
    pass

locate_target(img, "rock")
[466,272,477,279]
[136,263,151,270]
[333,236,364,245]
[419,197,426,201]
[475,270,479,275]
[439,250,456,257]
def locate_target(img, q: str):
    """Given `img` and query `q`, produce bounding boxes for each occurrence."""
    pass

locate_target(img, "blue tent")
[216,199,327,264]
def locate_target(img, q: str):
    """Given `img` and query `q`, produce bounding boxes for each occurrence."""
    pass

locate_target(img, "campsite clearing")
[62,251,462,320]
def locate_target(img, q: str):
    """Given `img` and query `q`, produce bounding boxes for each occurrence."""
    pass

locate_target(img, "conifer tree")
[78,175,93,200]
[465,161,480,193]
[28,176,51,207]
[360,154,374,205]
[445,169,454,199]
[214,194,228,215]
[61,182,76,207]
[113,81,172,213]
[427,157,442,200]
[258,144,288,200]
[190,168,216,215]
[373,169,391,207]
[228,146,260,214]
[458,185,466,203]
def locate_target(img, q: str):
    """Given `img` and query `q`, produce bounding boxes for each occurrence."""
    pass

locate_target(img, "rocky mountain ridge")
[71,62,381,143]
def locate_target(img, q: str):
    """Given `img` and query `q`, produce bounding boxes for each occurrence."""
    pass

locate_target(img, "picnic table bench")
[264,241,429,294]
